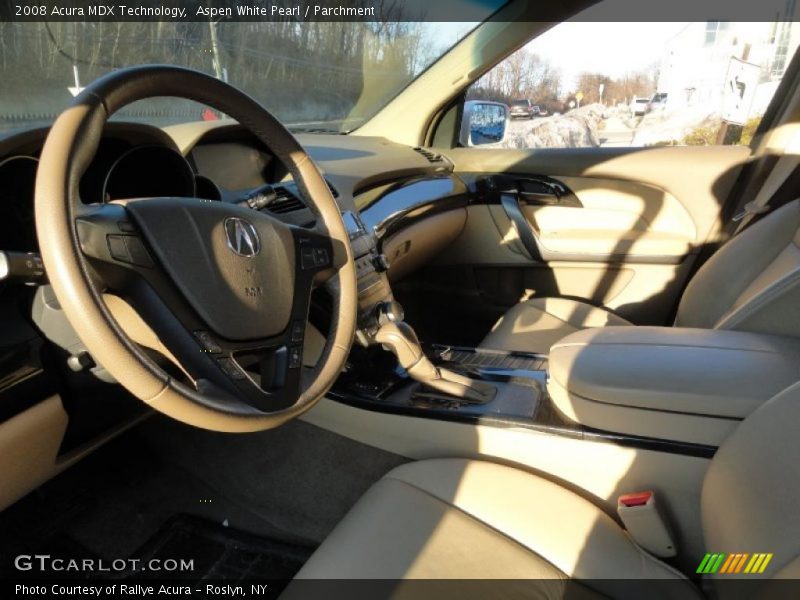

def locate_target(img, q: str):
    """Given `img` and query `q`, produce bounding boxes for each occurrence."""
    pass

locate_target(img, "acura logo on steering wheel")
[224,217,261,258]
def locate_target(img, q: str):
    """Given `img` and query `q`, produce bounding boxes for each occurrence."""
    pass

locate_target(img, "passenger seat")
[480,199,800,354]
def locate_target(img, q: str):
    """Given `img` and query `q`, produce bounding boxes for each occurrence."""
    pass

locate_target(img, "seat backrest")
[676,199,800,336]
[702,381,800,593]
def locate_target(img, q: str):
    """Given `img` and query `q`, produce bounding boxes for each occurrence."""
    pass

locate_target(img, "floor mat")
[128,514,314,582]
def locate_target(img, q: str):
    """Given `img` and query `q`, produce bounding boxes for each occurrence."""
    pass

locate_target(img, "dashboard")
[0,105,483,521]
[0,120,465,250]
[0,120,470,431]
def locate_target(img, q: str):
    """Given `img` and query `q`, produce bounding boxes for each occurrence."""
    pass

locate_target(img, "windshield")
[0,19,490,134]
[511,100,529,107]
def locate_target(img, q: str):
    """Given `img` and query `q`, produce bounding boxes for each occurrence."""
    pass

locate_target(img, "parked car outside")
[631,97,650,116]
[647,92,668,111]
[510,99,536,119]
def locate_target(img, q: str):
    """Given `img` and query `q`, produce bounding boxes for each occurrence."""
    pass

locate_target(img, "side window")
[465,21,800,149]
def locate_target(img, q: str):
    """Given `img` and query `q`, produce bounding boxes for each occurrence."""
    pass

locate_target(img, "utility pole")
[68,64,83,96]
[208,20,224,81]
[67,21,84,97]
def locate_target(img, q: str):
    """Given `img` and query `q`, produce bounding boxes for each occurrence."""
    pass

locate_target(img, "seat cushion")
[286,459,699,599]
[480,297,632,354]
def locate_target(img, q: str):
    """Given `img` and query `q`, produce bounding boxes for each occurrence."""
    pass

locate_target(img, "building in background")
[656,18,800,121]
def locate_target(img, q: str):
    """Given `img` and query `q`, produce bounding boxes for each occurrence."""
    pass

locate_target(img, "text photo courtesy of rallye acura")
[4,0,800,599]
[16,584,263,596]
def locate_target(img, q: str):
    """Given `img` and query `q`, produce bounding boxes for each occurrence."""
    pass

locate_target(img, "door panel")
[539,176,696,237]
[435,145,750,326]
[526,175,696,262]
[523,206,692,263]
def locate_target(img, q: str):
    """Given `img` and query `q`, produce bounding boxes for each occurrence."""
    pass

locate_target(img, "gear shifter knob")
[377,300,405,326]
[374,321,423,368]
[374,319,496,404]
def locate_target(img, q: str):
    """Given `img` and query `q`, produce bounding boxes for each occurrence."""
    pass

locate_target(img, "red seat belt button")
[619,491,653,507]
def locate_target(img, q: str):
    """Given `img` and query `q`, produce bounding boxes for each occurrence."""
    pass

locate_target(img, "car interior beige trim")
[537,176,697,239]
[547,379,739,447]
[383,209,467,282]
[0,396,68,511]
[527,221,692,261]
[301,398,711,572]
[677,200,800,336]
[0,396,150,512]
[543,324,800,447]
[103,293,191,380]
[287,458,700,599]
[447,145,750,245]
[701,381,800,589]
[550,326,800,417]
[436,204,694,327]
[479,199,800,355]
[481,297,633,354]
[291,381,800,593]
[521,176,696,260]
[436,146,748,328]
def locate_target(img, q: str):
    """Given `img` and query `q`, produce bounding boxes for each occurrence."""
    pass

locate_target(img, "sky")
[424,20,691,93]
[526,22,691,92]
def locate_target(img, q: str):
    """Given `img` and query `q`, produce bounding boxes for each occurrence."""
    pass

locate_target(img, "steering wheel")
[34,66,357,432]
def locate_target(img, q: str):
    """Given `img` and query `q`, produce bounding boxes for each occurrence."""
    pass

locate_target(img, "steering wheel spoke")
[76,202,157,273]
[75,199,332,413]
[294,224,347,285]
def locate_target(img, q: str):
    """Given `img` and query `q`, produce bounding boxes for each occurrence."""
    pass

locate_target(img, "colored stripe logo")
[697,553,773,574]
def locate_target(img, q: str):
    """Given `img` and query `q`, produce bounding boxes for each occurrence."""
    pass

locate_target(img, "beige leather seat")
[480,199,800,354]
[285,381,800,597]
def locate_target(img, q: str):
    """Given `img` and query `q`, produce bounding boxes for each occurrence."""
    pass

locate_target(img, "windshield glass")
[0,18,490,134]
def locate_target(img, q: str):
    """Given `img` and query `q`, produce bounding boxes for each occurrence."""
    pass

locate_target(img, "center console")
[334,214,582,446]
[340,211,394,339]
[332,340,549,424]
[548,326,800,446]
[343,210,502,404]
[335,209,779,457]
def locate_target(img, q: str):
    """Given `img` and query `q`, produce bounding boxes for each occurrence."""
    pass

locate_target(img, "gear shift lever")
[374,307,496,404]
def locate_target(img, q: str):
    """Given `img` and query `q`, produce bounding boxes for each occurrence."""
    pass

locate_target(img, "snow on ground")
[631,103,720,146]
[501,104,605,149]
[495,101,729,149]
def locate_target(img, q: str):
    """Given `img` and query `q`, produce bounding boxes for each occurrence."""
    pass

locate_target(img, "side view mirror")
[460,100,508,147]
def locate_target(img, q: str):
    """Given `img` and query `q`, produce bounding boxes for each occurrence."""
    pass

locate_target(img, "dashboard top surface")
[0,120,464,250]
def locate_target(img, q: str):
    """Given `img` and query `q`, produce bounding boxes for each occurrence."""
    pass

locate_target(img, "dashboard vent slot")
[267,179,337,214]
[326,180,339,198]
[413,147,445,164]
[269,186,305,214]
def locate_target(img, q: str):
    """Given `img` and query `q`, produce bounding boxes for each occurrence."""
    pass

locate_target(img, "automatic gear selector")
[373,307,496,404]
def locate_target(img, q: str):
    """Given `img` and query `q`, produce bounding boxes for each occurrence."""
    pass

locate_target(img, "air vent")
[326,180,339,198]
[413,146,445,164]
[267,179,338,215]
[268,186,305,214]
